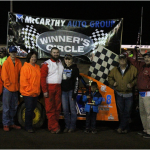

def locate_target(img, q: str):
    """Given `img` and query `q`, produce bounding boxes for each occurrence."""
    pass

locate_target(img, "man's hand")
[87,95,90,99]
[114,82,117,86]
[127,83,132,88]
[44,92,49,98]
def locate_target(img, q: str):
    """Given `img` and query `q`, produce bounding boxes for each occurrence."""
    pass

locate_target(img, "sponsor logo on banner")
[36,30,94,56]
[16,14,23,23]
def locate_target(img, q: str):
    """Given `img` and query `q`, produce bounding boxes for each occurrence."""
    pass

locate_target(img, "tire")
[17,101,46,128]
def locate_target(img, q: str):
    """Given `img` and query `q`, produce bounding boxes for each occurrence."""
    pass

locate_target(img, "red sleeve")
[40,63,48,93]
[127,50,145,70]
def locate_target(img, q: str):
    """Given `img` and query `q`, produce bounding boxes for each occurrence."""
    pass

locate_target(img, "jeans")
[86,108,97,129]
[24,96,38,130]
[115,93,133,130]
[2,87,18,126]
[62,90,77,130]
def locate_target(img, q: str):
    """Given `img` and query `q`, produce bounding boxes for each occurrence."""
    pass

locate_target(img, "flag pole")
[140,7,143,53]
[10,0,13,13]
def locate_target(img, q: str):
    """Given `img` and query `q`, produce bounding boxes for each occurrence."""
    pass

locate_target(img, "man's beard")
[51,55,59,61]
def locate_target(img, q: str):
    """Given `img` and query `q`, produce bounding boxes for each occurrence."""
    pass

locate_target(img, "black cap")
[143,52,150,57]
[119,54,126,59]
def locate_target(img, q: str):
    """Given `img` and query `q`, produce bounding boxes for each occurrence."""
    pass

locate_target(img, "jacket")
[41,58,64,93]
[1,56,22,92]
[20,62,41,97]
[0,65,3,95]
[108,63,137,94]
[128,50,150,92]
[61,64,79,99]
[0,56,7,66]
[82,91,102,113]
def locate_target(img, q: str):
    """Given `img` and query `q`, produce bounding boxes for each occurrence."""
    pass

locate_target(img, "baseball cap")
[119,54,126,59]
[143,52,150,57]
[64,54,73,59]
[9,46,17,53]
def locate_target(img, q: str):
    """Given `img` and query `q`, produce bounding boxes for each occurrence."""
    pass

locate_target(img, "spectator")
[108,54,137,134]
[41,47,64,134]
[128,50,150,138]
[0,47,8,66]
[20,51,40,133]
[61,54,79,133]
[1,46,22,131]
[82,82,102,134]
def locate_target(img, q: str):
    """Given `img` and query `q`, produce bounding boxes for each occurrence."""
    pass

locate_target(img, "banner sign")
[7,12,123,63]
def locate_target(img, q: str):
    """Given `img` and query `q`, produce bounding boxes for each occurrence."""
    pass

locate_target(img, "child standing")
[82,82,102,134]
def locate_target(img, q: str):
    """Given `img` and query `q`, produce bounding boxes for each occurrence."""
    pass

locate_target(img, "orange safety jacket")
[0,65,3,95]
[1,56,22,92]
[20,62,41,97]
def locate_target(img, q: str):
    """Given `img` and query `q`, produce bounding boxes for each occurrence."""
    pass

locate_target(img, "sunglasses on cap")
[65,54,72,57]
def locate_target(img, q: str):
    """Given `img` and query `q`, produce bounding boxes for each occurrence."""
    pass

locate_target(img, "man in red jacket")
[41,47,64,134]
[128,50,150,138]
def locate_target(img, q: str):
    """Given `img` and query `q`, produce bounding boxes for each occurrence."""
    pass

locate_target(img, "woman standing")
[61,54,79,133]
[20,51,41,133]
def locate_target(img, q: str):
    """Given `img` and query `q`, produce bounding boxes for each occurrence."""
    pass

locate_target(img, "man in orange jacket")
[1,46,22,131]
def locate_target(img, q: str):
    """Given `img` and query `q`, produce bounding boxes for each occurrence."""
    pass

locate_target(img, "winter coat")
[82,91,102,113]
[20,62,41,97]
[108,63,137,94]
[61,64,79,99]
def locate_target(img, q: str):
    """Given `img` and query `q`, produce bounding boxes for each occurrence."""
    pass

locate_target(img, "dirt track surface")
[0,116,150,149]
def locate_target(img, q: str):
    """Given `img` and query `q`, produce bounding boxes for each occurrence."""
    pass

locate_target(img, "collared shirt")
[119,64,128,76]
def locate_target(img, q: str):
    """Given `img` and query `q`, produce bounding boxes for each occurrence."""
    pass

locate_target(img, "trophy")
[88,80,93,104]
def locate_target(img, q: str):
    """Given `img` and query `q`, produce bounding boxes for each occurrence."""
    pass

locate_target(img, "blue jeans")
[115,93,133,130]
[62,90,77,130]
[24,96,37,130]
[86,108,97,129]
[2,87,18,126]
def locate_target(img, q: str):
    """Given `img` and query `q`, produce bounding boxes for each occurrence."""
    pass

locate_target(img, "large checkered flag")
[88,45,119,85]
[21,25,40,51]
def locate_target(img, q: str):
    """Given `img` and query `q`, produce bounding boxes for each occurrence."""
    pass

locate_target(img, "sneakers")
[143,134,150,138]
[117,128,122,134]
[84,128,90,133]
[92,129,97,134]
[63,128,69,133]
[138,131,147,136]
[122,130,129,134]
[27,129,35,133]
[10,125,21,130]
[3,125,9,132]
[51,128,60,134]
[68,129,75,133]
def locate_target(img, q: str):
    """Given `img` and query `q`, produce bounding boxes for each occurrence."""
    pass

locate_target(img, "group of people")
[0,45,150,138]
[0,46,102,134]
[108,50,150,138]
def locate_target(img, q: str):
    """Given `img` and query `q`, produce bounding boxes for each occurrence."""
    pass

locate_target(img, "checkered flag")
[21,25,40,50]
[89,29,108,47]
[88,45,119,85]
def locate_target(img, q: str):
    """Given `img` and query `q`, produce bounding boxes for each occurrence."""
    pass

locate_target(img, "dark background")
[0,1,150,45]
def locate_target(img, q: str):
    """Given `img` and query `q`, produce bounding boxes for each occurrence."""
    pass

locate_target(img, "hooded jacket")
[1,56,22,92]
[61,64,79,99]
[20,62,41,97]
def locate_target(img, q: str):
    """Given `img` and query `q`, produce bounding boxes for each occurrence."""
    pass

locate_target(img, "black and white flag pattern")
[21,25,40,51]
[88,45,119,85]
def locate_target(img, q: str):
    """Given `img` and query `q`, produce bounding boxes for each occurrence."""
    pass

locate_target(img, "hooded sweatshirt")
[61,64,79,99]
[20,62,41,97]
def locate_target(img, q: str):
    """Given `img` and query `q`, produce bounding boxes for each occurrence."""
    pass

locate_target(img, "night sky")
[0,1,150,45]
